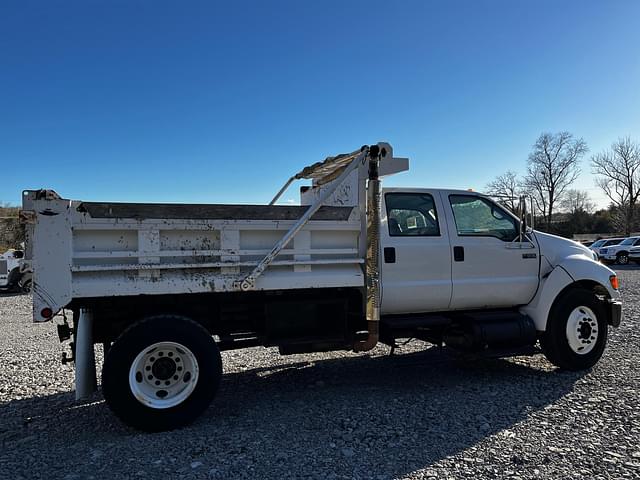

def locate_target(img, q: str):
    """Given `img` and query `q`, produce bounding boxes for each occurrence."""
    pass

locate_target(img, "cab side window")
[385,193,440,237]
[449,195,518,242]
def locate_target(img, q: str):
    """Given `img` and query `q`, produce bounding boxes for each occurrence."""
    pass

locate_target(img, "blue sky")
[1,0,639,207]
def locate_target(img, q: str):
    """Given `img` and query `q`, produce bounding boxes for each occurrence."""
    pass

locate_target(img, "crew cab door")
[444,193,540,310]
[380,190,452,314]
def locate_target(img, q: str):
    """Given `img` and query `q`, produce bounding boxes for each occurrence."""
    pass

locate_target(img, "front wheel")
[540,289,608,371]
[102,315,222,432]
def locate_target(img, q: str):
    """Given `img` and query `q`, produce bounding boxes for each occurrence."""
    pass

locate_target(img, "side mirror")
[491,206,506,220]
[519,196,528,242]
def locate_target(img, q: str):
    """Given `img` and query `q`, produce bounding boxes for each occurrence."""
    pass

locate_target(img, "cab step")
[380,309,538,352]
[380,313,451,344]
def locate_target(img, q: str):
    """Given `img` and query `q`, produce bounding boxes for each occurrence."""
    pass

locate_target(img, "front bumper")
[608,299,622,327]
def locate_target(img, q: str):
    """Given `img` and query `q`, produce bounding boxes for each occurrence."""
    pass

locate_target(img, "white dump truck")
[21,143,622,431]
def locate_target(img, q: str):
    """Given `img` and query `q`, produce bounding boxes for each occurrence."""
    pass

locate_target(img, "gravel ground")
[1,268,639,480]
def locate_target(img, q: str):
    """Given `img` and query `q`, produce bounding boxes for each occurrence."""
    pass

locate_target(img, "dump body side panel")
[23,193,365,322]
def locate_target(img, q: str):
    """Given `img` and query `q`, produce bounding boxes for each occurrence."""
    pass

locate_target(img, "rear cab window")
[385,193,440,237]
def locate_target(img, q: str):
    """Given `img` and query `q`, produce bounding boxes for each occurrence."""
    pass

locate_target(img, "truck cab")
[381,188,540,314]
[378,185,620,351]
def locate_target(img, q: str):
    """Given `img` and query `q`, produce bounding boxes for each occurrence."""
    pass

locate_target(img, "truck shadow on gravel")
[0,346,587,479]
[0,291,28,297]
[612,264,640,271]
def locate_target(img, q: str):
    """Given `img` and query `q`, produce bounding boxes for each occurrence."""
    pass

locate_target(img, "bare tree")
[524,132,587,230]
[591,137,640,236]
[485,170,522,212]
[560,189,595,215]
[609,206,629,235]
[524,174,549,225]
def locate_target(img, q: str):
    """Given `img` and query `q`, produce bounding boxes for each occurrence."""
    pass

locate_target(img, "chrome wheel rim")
[565,306,599,355]
[129,341,199,409]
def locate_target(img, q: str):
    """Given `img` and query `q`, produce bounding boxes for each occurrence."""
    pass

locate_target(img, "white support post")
[75,307,97,400]
[293,230,312,273]
[138,229,161,280]
[221,228,240,274]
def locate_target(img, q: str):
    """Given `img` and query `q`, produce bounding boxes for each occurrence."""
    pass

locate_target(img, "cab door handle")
[384,247,396,263]
[453,246,464,262]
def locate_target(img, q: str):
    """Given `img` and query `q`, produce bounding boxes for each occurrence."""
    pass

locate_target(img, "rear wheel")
[102,315,222,432]
[541,289,608,371]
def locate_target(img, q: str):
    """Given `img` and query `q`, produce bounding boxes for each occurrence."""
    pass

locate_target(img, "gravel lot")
[1,268,639,480]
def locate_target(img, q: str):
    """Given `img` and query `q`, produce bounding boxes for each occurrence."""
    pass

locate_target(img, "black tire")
[616,252,629,265]
[102,315,222,432]
[20,279,32,293]
[540,288,608,371]
[19,274,32,294]
[7,268,21,292]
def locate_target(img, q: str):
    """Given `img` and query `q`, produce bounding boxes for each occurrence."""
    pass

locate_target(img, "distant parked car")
[589,239,606,252]
[590,238,624,260]
[629,246,640,264]
[599,237,640,265]
[0,249,32,293]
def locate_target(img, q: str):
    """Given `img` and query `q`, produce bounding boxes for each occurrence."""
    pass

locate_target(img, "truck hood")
[533,230,598,266]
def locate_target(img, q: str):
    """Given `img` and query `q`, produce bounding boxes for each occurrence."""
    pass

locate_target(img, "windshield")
[620,238,636,245]
[591,240,605,248]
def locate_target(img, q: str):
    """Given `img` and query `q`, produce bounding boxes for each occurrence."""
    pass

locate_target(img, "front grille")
[0,260,7,275]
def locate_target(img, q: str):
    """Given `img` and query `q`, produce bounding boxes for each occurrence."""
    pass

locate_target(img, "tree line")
[486,133,640,237]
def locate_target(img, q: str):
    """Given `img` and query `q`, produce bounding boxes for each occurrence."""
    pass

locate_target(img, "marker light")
[609,275,619,290]
[41,307,53,319]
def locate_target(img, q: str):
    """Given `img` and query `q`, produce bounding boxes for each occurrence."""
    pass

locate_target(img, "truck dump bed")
[21,194,364,322]
[22,143,407,322]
